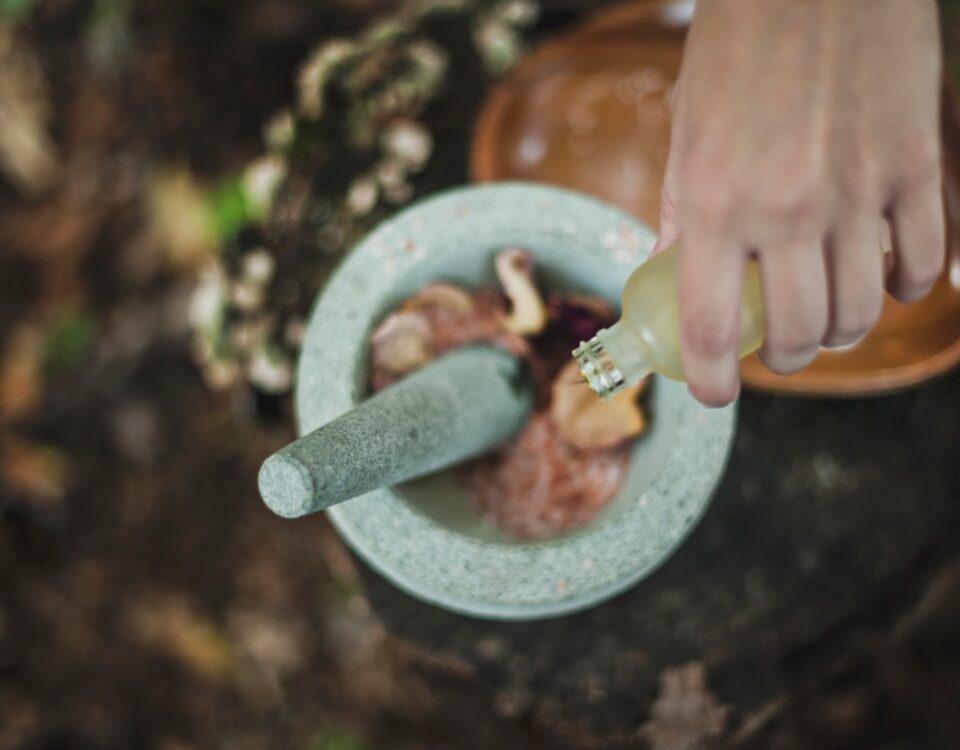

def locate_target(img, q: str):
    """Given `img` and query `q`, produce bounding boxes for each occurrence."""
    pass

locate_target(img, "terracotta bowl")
[471,0,960,396]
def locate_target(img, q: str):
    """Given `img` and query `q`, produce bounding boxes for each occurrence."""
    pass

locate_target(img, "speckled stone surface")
[259,346,532,517]
[296,183,737,620]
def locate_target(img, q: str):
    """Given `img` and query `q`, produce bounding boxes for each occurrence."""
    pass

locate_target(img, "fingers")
[653,183,680,256]
[822,217,884,348]
[653,79,685,257]
[757,244,829,373]
[678,229,746,407]
[886,178,946,302]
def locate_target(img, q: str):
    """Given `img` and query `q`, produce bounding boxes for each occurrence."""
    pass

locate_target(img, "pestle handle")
[258,346,533,518]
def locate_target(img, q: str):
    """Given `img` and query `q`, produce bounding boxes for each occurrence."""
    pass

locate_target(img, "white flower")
[189,263,227,333]
[247,346,293,393]
[243,156,286,215]
[346,175,379,216]
[242,249,276,285]
[381,120,433,172]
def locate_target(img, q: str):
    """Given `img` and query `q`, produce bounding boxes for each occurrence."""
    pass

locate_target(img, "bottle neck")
[573,321,652,400]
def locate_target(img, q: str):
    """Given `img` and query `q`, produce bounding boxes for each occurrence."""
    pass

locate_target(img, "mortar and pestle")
[259,183,736,620]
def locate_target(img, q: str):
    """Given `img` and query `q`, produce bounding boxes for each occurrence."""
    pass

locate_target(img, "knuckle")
[680,152,736,224]
[896,152,941,197]
[759,175,822,225]
[899,131,940,186]
[765,325,821,357]
[683,315,737,358]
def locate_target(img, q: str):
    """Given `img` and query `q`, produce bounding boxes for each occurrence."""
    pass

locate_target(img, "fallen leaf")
[640,662,730,750]
[1,436,69,505]
[0,324,43,421]
[550,360,648,449]
[0,25,58,195]
[145,167,217,272]
[126,594,234,682]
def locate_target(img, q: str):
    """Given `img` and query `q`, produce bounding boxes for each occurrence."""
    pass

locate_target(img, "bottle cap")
[572,334,625,400]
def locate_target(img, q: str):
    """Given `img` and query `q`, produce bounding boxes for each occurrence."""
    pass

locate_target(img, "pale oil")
[573,244,765,399]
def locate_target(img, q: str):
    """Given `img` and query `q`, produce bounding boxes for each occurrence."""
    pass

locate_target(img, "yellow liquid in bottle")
[574,245,765,397]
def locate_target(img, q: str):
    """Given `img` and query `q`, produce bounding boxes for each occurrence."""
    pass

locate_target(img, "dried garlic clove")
[399,282,474,316]
[370,311,434,375]
[494,248,548,335]
[550,360,648,449]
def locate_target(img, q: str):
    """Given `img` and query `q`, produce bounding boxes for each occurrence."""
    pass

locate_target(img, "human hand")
[656,0,946,406]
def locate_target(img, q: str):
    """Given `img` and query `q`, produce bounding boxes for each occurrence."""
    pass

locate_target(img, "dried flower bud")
[494,248,548,335]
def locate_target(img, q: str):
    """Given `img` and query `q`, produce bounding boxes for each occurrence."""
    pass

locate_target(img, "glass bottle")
[573,244,765,399]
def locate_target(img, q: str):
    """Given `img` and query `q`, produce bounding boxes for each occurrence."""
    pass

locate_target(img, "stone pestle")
[258,345,533,518]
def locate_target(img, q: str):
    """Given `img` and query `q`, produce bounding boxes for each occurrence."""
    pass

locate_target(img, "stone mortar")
[296,182,737,620]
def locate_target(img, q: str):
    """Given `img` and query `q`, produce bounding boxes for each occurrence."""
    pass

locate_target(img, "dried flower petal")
[494,247,548,335]
[548,295,615,342]
[550,360,648,449]
[399,282,474,316]
[370,311,434,377]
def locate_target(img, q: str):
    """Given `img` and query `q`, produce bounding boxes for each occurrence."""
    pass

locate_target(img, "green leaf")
[207,177,261,242]
[43,312,98,378]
